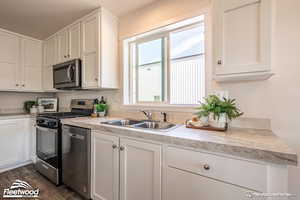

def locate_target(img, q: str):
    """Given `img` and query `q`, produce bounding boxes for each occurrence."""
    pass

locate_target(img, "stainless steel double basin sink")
[101,119,179,132]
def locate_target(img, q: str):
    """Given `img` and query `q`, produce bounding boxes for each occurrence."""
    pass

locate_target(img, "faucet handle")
[141,110,153,120]
[161,112,167,122]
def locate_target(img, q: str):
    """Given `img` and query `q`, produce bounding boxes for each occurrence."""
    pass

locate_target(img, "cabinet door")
[81,13,100,88]
[57,29,69,63]
[120,138,161,200]
[92,132,119,200]
[213,0,271,75]
[22,38,42,91]
[0,31,19,90]
[0,119,31,171]
[69,23,81,59]
[42,66,56,91]
[166,167,253,200]
[44,36,57,66]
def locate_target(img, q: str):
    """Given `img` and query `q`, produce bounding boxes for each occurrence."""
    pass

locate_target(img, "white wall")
[56,0,300,196]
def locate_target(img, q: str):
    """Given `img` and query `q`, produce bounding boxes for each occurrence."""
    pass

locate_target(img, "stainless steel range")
[35,99,94,186]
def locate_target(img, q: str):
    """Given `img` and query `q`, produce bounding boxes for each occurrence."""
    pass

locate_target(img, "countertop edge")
[61,119,297,166]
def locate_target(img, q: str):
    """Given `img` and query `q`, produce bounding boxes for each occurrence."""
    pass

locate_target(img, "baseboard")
[0,160,33,174]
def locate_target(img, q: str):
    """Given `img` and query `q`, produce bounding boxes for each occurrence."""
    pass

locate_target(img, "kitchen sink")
[133,121,178,131]
[101,119,179,132]
[102,119,141,126]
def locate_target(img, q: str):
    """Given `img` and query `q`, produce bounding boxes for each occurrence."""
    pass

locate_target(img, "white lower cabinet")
[91,131,162,200]
[0,118,34,172]
[120,138,161,200]
[92,132,119,200]
[166,167,252,200]
[91,131,288,200]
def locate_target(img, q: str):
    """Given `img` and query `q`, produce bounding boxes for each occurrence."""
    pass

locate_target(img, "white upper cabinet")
[81,13,99,88]
[69,23,81,60]
[81,8,119,89]
[57,22,81,63]
[213,0,273,82]
[43,36,57,91]
[44,35,57,67]
[57,29,69,63]
[21,38,43,91]
[0,29,42,91]
[0,30,19,90]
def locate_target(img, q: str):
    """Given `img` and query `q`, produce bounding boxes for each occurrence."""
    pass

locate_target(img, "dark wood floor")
[0,164,84,200]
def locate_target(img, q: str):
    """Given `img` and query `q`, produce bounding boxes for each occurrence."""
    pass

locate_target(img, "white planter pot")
[209,113,227,128]
[98,111,105,117]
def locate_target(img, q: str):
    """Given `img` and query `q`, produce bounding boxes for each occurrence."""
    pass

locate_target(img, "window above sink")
[122,15,206,111]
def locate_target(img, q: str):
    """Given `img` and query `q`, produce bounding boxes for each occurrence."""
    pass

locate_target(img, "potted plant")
[96,104,109,117]
[196,95,243,129]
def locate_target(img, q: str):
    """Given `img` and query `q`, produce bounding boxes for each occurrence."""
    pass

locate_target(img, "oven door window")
[53,64,75,84]
[36,126,58,168]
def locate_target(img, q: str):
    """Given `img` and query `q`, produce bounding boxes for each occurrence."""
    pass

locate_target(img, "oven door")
[53,59,81,89]
[36,126,58,168]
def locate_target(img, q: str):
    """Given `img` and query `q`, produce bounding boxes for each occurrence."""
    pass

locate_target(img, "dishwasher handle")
[69,133,85,140]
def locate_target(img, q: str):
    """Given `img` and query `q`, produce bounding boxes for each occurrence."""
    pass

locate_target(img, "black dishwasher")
[62,125,91,199]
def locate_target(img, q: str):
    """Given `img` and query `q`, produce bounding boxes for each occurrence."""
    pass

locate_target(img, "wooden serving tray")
[186,123,228,132]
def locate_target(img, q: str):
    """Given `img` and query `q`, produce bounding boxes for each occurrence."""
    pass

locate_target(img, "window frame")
[123,15,207,111]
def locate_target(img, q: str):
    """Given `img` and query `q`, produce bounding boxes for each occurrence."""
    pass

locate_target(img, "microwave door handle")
[67,65,72,81]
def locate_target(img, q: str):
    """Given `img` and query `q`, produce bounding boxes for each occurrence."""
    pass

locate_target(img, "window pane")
[137,39,164,102]
[171,24,204,59]
[138,39,162,65]
[170,25,205,105]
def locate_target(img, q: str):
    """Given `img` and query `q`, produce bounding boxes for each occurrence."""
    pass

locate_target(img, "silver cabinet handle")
[112,144,118,149]
[203,164,210,170]
[119,146,125,151]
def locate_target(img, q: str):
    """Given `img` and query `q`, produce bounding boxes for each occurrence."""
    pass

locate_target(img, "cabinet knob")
[112,144,118,149]
[119,146,125,151]
[16,84,19,86]
[95,78,98,81]
[217,60,222,65]
[64,55,67,58]
[68,54,70,58]
[203,164,210,170]
[22,84,25,87]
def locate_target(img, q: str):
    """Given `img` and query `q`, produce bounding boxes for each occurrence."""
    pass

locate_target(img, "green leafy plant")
[196,95,243,120]
[96,104,108,112]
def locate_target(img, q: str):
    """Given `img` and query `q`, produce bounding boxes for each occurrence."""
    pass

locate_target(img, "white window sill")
[121,104,199,113]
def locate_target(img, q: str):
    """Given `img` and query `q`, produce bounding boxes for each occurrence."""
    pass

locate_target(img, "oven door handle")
[36,126,57,133]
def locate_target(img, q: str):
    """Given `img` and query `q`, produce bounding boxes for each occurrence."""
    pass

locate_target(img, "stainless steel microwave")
[53,59,81,89]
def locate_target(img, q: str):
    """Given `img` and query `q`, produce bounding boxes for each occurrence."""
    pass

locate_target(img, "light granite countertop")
[0,113,35,120]
[61,117,297,166]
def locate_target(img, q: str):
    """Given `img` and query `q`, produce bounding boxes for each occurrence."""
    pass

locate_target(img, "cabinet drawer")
[166,147,267,192]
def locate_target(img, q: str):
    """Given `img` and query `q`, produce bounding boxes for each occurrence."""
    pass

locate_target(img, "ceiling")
[0,0,158,40]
